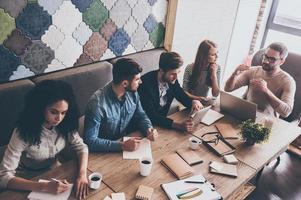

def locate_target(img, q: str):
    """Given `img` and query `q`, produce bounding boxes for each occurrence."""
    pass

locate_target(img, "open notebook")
[161,174,222,200]
[28,179,73,200]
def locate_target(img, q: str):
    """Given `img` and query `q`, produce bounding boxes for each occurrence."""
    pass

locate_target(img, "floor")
[247,152,301,200]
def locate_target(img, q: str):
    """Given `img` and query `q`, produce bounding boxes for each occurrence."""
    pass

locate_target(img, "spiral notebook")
[161,175,222,200]
[135,185,154,200]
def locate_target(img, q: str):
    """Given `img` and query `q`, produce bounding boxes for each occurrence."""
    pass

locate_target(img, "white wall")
[172,0,240,84]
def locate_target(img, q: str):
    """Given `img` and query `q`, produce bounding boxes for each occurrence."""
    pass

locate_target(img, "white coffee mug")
[88,172,102,189]
[189,137,202,150]
[139,157,153,176]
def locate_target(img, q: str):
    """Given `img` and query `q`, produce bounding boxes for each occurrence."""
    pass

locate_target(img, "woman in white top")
[183,40,221,102]
[0,80,89,199]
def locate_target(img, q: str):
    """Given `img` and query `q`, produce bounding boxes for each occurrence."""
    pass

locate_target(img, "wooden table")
[0,160,114,200]
[4,107,300,200]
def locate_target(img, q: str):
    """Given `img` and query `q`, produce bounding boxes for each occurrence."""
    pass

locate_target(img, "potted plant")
[239,119,271,146]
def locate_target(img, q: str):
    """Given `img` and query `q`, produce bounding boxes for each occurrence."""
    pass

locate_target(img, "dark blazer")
[138,70,192,128]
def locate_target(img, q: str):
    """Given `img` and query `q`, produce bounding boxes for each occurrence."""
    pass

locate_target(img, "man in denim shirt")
[84,58,158,152]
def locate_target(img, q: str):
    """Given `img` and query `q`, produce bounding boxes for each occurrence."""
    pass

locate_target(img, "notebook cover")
[176,148,203,166]
[135,185,154,200]
[161,153,194,179]
[209,161,238,177]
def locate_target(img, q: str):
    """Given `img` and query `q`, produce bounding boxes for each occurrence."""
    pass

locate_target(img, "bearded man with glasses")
[224,42,296,118]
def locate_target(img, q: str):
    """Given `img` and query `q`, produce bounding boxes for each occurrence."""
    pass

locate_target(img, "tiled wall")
[0,0,168,83]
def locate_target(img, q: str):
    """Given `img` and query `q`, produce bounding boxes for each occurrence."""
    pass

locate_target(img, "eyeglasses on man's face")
[262,54,281,63]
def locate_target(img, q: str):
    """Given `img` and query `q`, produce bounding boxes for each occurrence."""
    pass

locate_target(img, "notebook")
[161,153,194,179]
[176,148,203,166]
[111,192,126,200]
[135,185,154,200]
[209,161,238,177]
[201,109,224,125]
[28,179,73,200]
[161,174,222,200]
[190,106,212,124]
[215,122,240,139]
[123,137,152,159]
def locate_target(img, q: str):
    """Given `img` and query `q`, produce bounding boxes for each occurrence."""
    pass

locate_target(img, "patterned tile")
[126,0,138,8]
[108,28,130,56]
[123,43,136,55]
[3,29,32,56]
[52,1,82,36]
[102,0,118,10]
[74,53,93,66]
[45,59,66,72]
[150,22,165,47]
[143,14,157,33]
[9,65,35,81]
[16,4,52,40]
[152,0,168,24]
[21,41,55,74]
[132,0,151,24]
[101,48,115,60]
[84,32,107,61]
[143,40,154,51]
[38,0,63,15]
[100,18,117,41]
[131,26,148,51]
[41,25,65,50]
[0,45,21,83]
[55,36,82,66]
[0,8,16,44]
[73,22,92,45]
[71,0,93,12]
[148,0,157,6]
[110,0,131,28]
[83,0,108,32]
[124,16,138,37]
[0,0,27,18]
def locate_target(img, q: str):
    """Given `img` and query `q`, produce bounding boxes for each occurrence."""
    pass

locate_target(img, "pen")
[176,187,199,197]
[51,178,61,183]
[185,180,206,184]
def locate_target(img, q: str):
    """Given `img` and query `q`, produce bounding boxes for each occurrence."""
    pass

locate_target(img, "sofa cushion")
[108,48,166,75]
[32,61,113,116]
[0,79,35,146]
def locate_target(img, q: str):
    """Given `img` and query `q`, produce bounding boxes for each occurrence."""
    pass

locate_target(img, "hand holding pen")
[46,178,70,194]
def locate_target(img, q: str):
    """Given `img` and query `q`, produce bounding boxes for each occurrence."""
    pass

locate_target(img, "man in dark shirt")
[138,52,203,132]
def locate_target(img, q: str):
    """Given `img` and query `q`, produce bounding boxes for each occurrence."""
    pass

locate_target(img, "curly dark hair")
[17,80,79,145]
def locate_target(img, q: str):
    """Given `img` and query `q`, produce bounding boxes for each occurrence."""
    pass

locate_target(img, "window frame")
[261,0,301,48]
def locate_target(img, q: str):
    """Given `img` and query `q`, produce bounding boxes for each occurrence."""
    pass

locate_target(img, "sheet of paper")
[111,192,126,200]
[201,109,224,125]
[103,196,113,200]
[123,137,152,159]
[28,179,73,200]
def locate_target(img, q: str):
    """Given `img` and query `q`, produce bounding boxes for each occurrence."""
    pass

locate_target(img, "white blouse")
[0,127,88,188]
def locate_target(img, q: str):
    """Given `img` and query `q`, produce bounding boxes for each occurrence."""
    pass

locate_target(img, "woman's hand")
[75,175,89,200]
[46,179,70,194]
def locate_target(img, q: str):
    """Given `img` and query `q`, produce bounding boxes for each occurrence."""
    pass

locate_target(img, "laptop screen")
[220,91,257,121]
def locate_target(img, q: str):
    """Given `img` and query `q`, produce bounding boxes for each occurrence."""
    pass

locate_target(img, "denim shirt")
[84,82,152,152]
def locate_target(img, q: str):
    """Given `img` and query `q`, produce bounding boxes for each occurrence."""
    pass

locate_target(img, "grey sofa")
[0,48,167,160]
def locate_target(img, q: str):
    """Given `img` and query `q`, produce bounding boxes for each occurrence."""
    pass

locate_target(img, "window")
[261,0,301,53]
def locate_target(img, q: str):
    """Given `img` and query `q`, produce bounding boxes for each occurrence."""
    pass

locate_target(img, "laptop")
[190,106,212,124]
[220,91,257,121]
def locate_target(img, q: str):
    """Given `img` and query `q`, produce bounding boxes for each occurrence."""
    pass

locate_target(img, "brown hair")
[190,40,217,91]
[159,52,183,71]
